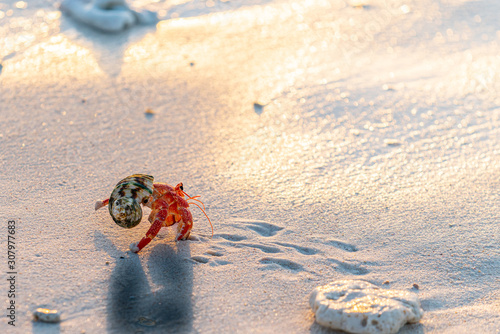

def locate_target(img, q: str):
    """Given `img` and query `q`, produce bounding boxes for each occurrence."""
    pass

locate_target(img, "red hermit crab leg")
[176,207,193,241]
[130,207,174,253]
[95,198,109,211]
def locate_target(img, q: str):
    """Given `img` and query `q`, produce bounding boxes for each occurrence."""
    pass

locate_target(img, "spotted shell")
[108,174,154,228]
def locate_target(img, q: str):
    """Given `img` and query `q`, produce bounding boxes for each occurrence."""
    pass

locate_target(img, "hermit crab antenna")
[181,190,206,210]
[188,197,205,210]
[188,201,213,237]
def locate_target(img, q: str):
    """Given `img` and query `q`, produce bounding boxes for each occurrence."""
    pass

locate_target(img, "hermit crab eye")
[180,184,184,191]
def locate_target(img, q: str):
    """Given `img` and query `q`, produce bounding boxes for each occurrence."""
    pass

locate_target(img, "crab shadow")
[107,242,193,333]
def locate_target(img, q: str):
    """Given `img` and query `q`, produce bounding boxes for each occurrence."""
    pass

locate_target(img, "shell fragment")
[310,280,424,334]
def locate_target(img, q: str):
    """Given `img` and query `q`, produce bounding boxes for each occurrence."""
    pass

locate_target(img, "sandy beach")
[1,0,499,333]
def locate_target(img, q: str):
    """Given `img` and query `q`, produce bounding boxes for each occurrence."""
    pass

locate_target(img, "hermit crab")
[95,174,212,253]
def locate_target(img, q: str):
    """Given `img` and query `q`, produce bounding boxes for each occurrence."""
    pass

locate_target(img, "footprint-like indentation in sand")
[273,242,319,255]
[259,257,304,271]
[240,243,282,253]
[221,241,282,254]
[205,250,224,257]
[215,234,247,242]
[190,255,232,266]
[190,256,210,264]
[209,260,231,267]
[243,221,284,237]
[328,258,369,275]
[324,239,358,252]
[228,219,284,237]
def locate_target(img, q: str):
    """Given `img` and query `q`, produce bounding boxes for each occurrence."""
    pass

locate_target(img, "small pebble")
[349,129,360,136]
[253,102,265,115]
[33,308,61,323]
[105,261,110,265]
[348,0,369,8]
[413,283,419,290]
[144,108,155,115]
[120,256,125,259]
[383,280,390,285]
[382,84,395,91]
[384,138,402,146]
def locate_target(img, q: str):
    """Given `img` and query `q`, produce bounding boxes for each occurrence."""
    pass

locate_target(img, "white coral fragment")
[309,280,423,334]
[60,0,157,33]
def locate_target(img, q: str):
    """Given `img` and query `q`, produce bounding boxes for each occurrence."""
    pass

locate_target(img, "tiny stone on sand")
[253,102,266,115]
[348,0,369,8]
[33,308,61,323]
[310,280,423,334]
[384,139,402,146]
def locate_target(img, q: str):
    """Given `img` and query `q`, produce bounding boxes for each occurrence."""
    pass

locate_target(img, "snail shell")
[108,174,154,228]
